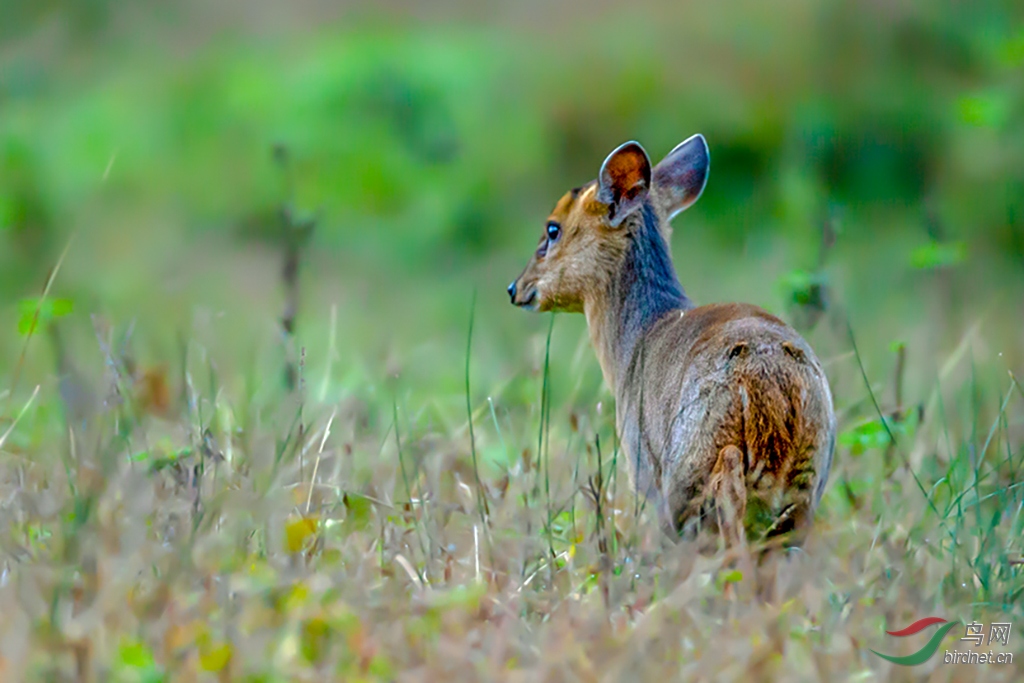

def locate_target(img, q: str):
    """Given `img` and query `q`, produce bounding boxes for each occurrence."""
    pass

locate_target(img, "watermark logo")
[871,617,960,666]
[872,617,1014,666]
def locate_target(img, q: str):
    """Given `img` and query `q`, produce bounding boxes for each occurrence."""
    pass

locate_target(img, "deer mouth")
[516,289,538,310]
[508,279,539,310]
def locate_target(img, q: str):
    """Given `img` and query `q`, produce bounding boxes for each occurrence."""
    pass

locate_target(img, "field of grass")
[2,1,1024,681]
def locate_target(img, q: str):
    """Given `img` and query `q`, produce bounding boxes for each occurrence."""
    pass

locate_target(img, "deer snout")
[507,276,539,309]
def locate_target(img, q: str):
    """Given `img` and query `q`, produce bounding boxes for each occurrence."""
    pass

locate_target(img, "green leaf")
[909,241,966,270]
[129,450,152,463]
[300,616,332,664]
[958,93,1010,128]
[342,493,374,532]
[17,315,34,336]
[716,569,744,590]
[16,297,75,336]
[199,641,232,672]
[118,639,155,669]
[285,515,318,554]
[50,298,74,317]
[839,419,891,454]
[839,410,919,456]
[115,638,165,682]
[778,269,827,307]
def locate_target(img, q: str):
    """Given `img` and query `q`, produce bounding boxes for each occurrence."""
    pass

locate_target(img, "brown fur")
[509,136,836,550]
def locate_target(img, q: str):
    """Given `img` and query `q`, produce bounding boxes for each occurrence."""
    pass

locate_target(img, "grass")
[0,246,1022,682]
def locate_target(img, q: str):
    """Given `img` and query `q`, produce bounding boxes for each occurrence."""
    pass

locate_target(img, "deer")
[507,135,835,553]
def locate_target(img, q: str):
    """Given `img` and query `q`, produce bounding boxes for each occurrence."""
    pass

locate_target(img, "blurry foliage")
[0,0,1022,290]
[0,0,117,42]
[0,135,55,289]
[778,269,830,331]
[838,413,917,457]
[16,297,74,336]
[909,240,968,270]
[114,638,164,683]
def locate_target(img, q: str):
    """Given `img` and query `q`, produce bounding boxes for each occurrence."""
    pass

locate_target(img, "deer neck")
[584,203,691,396]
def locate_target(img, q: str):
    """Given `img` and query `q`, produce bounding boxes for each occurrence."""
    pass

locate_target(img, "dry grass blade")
[394,554,427,591]
[0,385,40,451]
[305,409,336,514]
[6,232,77,407]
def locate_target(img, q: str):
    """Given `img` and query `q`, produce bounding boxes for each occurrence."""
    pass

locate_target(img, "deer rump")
[619,307,835,547]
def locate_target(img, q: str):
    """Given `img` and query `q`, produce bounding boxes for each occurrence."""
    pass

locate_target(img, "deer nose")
[507,281,517,302]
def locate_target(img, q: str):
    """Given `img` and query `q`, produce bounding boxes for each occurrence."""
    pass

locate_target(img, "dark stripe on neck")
[615,202,690,365]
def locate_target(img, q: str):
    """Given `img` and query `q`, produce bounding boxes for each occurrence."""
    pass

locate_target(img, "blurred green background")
[2,0,1023,418]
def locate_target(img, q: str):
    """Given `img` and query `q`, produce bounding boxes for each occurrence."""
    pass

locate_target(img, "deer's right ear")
[598,141,652,227]
[652,134,710,220]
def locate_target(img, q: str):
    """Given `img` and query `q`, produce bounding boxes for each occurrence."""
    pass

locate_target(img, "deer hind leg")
[708,445,747,549]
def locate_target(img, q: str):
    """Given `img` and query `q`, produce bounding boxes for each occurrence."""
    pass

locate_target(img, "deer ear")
[597,141,652,227]
[652,134,709,220]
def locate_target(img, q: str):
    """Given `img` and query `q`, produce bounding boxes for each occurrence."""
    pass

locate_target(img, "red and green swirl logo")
[871,617,961,666]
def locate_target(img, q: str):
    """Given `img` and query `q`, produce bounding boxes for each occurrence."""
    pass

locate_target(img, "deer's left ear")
[651,134,709,220]
[597,141,652,227]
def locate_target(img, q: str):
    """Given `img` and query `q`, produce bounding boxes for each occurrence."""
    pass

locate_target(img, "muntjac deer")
[508,135,835,550]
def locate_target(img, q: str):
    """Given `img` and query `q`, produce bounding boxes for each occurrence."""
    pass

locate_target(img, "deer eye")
[546,222,561,242]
